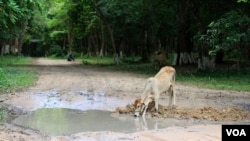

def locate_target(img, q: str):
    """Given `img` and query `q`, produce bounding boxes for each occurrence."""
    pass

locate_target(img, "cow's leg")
[168,85,174,108]
[172,87,176,106]
[169,85,176,108]
[142,104,148,117]
[154,93,160,112]
[155,99,159,112]
[169,93,172,107]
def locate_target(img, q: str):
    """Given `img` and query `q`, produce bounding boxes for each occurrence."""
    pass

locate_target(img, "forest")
[0,0,250,69]
[0,1,250,139]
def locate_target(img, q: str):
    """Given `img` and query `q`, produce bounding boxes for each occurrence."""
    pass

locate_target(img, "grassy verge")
[82,56,250,91]
[0,67,37,92]
[0,55,33,66]
[0,107,3,124]
[177,68,250,91]
[0,55,37,93]
[82,56,156,74]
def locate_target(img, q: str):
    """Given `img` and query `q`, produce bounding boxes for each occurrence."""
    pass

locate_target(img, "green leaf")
[208,21,215,27]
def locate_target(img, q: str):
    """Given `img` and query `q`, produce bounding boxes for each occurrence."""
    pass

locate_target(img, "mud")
[0,58,250,141]
[115,102,250,121]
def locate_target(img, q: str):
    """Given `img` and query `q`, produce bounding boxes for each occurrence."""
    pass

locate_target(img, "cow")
[134,66,176,117]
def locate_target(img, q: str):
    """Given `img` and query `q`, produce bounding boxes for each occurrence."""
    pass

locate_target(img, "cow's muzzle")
[134,104,145,117]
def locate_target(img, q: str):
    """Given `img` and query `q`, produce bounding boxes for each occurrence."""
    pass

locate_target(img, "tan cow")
[134,66,176,117]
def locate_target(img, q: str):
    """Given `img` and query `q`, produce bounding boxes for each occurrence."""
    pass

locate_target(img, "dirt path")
[0,58,250,141]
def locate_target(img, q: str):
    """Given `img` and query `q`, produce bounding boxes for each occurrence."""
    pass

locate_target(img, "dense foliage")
[0,0,39,54]
[195,10,250,65]
[0,0,249,67]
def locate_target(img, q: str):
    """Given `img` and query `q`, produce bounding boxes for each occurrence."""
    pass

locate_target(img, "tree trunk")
[1,43,10,55]
[17,21,28,55]
[106,24,117,54]
[141,30,150,62]
[14,38,19,54]
[176,0,194,65]
[119,38,126,59]
[90,32,98,56]
[87,36,92,56]
[198,56,215,71]
[68,23,73,54]
[94,2,117,61]
[99,24,105,58]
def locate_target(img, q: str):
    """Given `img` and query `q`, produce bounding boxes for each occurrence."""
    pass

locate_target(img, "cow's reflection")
[134,116,158,131]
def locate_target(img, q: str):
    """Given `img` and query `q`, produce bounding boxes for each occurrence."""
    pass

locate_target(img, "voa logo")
[226,129,246,136]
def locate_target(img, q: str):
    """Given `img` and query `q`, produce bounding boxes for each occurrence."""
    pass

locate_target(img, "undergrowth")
[177,68,250,91]
[82,56,250,91]
[0,55,37,93]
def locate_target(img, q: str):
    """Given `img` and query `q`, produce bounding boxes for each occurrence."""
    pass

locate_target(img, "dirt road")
[0,58,249,141]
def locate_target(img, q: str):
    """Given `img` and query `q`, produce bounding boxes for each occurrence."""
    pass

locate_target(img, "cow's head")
[133,99,146,117]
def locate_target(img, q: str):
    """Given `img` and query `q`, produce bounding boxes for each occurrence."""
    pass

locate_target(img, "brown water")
[12,108,202,136]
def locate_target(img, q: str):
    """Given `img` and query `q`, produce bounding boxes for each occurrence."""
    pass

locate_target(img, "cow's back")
[154,66,175,92]
[155,66,175,80]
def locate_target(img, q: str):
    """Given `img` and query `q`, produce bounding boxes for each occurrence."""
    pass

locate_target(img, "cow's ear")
[133,99,141,107]
[133,99,139,107]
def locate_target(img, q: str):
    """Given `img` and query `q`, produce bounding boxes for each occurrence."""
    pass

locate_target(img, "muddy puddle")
[7,89,235,136]
[19,89,131,111]
[12,108,205,136]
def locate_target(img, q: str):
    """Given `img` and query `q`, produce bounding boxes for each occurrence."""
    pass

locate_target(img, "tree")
[3,0,248,72]
[0,0,22,54]
[196,10,250,69]
[0,0,40,55]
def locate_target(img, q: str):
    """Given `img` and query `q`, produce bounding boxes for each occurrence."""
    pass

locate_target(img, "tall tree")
[0,0,40,55]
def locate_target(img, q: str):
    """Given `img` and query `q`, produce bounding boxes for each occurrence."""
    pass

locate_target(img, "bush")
[50,45,64,57]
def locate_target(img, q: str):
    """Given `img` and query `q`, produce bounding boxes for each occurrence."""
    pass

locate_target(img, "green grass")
[177,69,250,91]
[0,55,32,66]
[0,107,3,124]
[82,56,115,65]
[82,56,250,91]
[0,67,37,93]
[82,55,157,75]
[0,55,37,93]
